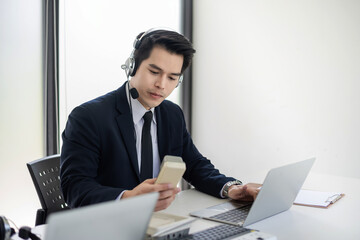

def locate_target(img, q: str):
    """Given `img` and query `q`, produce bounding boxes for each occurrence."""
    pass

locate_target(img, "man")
[60,29,260,211]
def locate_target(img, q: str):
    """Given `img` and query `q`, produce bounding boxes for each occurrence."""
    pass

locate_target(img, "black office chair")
[27,154,69,226]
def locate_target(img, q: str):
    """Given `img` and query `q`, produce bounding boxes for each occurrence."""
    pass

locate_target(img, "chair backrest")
[27,154,69,215]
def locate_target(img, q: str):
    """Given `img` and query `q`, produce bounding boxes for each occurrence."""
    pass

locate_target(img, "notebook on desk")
[190,158,315,227]
[44,192,158,240]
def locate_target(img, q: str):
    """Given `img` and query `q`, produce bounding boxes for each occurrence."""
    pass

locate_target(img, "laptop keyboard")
[209,204,252,224]
[180,224,252,240]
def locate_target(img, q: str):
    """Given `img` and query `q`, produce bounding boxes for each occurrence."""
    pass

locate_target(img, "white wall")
[0,0,44,227]
[192,0,360,182]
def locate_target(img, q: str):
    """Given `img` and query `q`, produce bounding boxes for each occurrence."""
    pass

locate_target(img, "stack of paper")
[147,212,195,237]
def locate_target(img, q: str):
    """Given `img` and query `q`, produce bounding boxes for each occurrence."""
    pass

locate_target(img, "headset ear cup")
[176,74,184,87]
[124,30,152,79]
[123,57,135,79]
[0,216,4,240]
[0,216,12,240]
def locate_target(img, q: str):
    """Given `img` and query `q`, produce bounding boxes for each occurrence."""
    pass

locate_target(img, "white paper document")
[294,189,343,208]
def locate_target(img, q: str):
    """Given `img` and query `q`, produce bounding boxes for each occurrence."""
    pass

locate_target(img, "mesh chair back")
[27,154,69,214]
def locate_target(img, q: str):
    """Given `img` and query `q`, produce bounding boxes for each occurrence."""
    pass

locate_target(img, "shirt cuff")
[116,190,127,200]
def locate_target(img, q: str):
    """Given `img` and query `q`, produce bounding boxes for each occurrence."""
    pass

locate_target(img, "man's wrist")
[222,180,242,198]
[121,190,133,199]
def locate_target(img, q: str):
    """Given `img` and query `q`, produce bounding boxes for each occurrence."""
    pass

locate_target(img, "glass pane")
[0,0,44,226]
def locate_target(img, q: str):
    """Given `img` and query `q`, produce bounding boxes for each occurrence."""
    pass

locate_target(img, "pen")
[326,194,341,204]
[330,194,342,204]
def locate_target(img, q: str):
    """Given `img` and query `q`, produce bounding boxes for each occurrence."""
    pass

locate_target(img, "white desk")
[161,173,360,240]
[12,173,360,240]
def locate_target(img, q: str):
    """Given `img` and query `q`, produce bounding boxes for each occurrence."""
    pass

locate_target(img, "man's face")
[130,46,183,110]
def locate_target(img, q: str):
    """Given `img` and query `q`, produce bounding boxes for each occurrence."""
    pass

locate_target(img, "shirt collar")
[125,86,156,126]
[131,97,156,126]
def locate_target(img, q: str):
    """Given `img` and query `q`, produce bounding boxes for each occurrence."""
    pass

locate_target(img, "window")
[59,0,182,142]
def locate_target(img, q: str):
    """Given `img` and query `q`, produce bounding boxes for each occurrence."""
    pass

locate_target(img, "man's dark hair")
[132,30,196,76]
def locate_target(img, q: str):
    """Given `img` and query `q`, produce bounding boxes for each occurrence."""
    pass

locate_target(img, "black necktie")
[140,111,153,181]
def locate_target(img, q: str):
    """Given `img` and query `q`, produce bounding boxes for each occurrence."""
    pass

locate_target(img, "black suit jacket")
[60,82,235,208]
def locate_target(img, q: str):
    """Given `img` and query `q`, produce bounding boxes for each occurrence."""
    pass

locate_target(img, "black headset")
[0,216,12,240]
[0,216,40,240]
[121,28,184,85]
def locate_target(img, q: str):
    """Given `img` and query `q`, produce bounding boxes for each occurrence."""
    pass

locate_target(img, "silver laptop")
[190,158,315,227]
[44,192,159,240]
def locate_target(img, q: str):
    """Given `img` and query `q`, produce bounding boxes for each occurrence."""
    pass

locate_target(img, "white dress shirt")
[117,84,161,199]
[130,95,160,177]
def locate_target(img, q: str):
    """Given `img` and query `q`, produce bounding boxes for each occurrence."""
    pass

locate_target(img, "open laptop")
[190,158,315,227]
[43,192,159,240]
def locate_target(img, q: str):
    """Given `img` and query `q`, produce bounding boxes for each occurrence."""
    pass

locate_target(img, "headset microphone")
[129,87,139,99]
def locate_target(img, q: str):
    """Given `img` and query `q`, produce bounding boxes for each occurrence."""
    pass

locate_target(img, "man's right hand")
[121,178,180,211]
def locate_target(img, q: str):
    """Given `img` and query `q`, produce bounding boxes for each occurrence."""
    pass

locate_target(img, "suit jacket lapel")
[115,84,140,181]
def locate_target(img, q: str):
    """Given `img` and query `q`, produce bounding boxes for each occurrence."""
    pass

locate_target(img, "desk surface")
[161,173,360,240]
[14,173,360,240]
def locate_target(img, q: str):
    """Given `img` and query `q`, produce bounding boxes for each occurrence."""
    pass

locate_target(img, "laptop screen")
[44,192,158,240]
